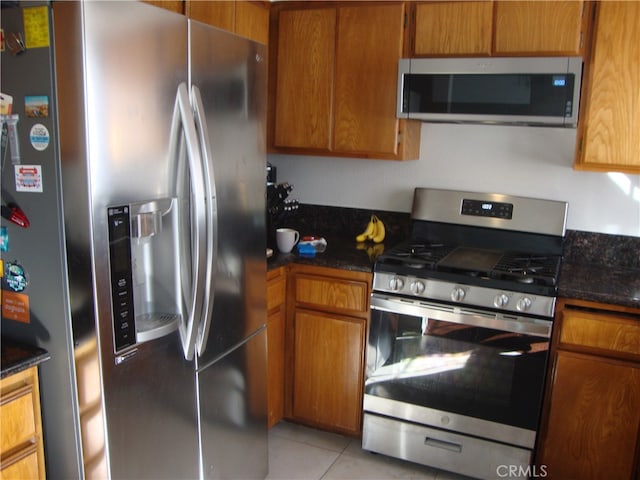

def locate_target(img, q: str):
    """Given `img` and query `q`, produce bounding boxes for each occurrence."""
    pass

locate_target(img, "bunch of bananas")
[355,214,385,243]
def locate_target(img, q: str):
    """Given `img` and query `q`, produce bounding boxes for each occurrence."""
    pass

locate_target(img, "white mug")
[276,228,299,253]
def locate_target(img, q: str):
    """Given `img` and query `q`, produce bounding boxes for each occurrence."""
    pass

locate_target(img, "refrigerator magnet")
[29,123,49,151]
[15,165,43,192]
[23,5,50,49]
[4,261,27,292]
[1,291,30,324]
[0,226,8,252]
[25,96,49,118]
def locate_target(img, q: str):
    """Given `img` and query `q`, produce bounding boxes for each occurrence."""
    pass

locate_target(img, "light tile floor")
[267,421,475,480]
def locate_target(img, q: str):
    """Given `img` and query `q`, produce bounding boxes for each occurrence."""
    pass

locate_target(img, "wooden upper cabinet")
[269,2,420,160]
[575,1,640,174]
[411,1,585,57]
[333,4,407,156]
[413,1,493,56]
[143,1,184,15]
[189,1,234,31]
[273,8,335,150]
[187,1,269,45]
[235,1,269,45]
[494,1,584,55]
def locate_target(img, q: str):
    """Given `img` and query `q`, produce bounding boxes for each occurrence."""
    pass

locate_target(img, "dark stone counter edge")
[557,263,640,310]
[269,251,640,311]
[1,337,50,379]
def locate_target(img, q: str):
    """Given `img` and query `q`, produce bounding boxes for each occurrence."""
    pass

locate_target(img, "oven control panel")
[373,272,556,318]
[461,199,513,219]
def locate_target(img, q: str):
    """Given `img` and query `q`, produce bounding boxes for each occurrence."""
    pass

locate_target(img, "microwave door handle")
[191,85,218,357]
[171,82,207,361]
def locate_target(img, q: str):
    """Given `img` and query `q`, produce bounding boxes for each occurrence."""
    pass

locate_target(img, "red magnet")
[1,203,30,228]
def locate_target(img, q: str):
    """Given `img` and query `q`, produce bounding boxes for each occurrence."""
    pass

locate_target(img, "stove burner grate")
[491,254,561,286]
[376,241,562,289]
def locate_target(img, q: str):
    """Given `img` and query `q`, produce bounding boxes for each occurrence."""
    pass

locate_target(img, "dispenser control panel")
[107,205,136,352]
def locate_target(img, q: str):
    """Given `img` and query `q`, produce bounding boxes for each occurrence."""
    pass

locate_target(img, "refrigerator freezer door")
[54,3,200,478]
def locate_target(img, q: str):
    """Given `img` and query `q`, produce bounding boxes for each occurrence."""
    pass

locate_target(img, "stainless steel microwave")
[397,57,583,127]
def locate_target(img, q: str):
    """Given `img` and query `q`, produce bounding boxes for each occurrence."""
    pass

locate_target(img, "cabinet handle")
[0,441,37,470]
[0,383,32,406]
[424,437,463,453]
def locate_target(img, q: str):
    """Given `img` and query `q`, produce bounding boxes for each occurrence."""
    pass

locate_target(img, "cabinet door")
[144,0,184,15]
[273,8,336,150]
[413,1,492,56]
[188,1,235,31]
[333,3,406,156]
[494,1,584,55]
[539,350,640,479]
[576,2,640,174]
[292,310,365,435]
[235,1,269,45]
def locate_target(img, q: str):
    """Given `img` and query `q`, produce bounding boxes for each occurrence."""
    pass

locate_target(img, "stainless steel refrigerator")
[1,2,268,478]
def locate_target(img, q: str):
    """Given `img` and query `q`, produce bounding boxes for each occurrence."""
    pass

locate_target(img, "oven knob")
[410,280,425,295]
[389,276,405,291]
[516,297,533,312]
[494,293,509,308]
[451,287,466,302]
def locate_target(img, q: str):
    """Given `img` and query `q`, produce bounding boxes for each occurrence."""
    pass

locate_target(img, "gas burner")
[492,254,561,287]
[379,241,454,270]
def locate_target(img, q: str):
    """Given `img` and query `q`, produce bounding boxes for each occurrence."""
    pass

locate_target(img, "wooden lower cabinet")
[0,367,46,480]
[536,298,640,479]
[285,265,371,436]
[291,309,365,435]
[267,267,286,428]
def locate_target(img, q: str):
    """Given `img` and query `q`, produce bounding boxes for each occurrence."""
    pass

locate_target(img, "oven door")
[364,293,552,449]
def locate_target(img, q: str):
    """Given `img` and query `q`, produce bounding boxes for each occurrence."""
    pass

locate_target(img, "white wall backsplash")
[269,123,640,237]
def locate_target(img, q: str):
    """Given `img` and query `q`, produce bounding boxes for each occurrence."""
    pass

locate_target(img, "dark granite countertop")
[1,337,50,379]
[559,231,640,310]
[268,234,377,273]
[268,205,640,310]
[558,263,640,309]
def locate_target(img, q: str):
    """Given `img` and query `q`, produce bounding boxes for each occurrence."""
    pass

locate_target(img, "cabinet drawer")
[294,274,369,315]
[1,385,36,453]
[0,443,39,480]
[560,308,640,358]
[267,275,286,311]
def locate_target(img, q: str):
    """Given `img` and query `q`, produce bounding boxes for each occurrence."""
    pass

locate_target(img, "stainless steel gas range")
[362,188,568,480]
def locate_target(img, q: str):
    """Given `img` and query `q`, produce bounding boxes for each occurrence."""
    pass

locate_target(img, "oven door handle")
[370,293,552,338]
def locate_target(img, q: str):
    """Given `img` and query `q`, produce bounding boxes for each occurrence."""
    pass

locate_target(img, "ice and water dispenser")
[107,198,182,353]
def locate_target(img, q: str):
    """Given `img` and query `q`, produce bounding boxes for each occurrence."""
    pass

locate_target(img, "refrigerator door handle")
[191,85,218,357]
[172,82,207,361]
